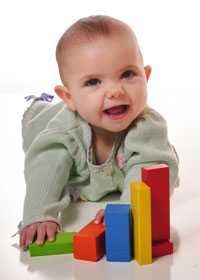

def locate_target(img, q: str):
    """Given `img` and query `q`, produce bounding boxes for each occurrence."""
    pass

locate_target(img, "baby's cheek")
[136,88,147,106]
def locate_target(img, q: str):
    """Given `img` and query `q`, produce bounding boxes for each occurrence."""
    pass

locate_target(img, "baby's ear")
[144,65,152,82]
[54,85,76,111]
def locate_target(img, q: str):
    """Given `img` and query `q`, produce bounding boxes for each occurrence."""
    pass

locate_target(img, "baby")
[19,15,179,250]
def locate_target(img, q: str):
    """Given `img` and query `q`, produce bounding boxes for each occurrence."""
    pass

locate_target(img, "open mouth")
[104,105,129,115]
[103,105,129,120]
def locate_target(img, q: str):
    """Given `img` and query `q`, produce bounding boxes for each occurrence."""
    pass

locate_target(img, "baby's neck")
[91,126,120,165]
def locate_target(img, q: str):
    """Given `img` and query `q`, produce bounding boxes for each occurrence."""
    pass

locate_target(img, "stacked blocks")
[142,164,173,257]
[73,220,105,261]
[105,204,132,262]
[29,231,76,256]
[130,182,152,265]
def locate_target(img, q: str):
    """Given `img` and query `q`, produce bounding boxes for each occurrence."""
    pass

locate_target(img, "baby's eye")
[84,78,101,87]
[121,70,135,79]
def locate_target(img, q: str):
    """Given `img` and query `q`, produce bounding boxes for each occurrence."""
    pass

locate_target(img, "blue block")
[105,204,133,262]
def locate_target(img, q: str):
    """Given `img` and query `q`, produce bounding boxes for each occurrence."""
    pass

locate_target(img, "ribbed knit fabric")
[20,99,179,230]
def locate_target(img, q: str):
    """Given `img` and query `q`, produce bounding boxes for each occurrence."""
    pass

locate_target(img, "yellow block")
[130,181,152,265]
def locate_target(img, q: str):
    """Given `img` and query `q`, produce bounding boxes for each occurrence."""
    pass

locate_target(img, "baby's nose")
[106,86,126,99]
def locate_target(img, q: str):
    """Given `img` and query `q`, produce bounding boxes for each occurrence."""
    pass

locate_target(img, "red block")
[142,164,173,257]
[152,240,173,257]
[73,220,105,261]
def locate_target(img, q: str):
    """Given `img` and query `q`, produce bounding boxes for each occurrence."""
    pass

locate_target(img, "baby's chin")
[107,127,131,134]
[100,123,132,134]
[89,123,126,137]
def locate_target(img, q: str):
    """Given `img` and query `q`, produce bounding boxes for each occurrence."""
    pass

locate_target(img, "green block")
[29,232,76,257]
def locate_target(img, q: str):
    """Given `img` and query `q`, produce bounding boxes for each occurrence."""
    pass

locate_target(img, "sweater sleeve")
[22,130,74,229]
[120,109,179,202]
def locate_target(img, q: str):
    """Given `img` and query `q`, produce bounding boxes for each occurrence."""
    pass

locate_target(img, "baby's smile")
[103,104,130,121]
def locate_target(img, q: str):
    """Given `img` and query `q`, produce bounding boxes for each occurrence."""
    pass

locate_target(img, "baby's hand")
[94,209,105,224]
[19,221,60,251]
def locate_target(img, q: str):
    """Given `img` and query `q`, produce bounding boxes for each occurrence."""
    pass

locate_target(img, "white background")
[0,0,200,279]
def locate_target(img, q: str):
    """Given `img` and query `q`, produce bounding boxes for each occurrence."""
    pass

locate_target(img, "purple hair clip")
[24,93,54,102]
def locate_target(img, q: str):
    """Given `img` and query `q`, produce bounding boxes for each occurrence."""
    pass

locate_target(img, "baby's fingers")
[46,222,59,242]
[19,230,27,250]
[94,209,105,224]
[36,223,46,245]
[20,223,37,250]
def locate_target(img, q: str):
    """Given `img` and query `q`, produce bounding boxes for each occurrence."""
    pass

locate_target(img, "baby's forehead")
[62,30,141,62]
[64,39,143,83]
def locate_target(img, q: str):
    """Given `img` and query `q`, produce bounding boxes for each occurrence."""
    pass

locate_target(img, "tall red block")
[73,220,105,261]
[142,164,173,257]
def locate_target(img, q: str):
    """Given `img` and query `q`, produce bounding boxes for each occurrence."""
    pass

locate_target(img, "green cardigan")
[21,100,179,229]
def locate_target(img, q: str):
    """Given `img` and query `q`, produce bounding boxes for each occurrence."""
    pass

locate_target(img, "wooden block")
[153,240,173,257]
[105,204,132,262]
[29,232,76,256]
[73,220,105,261]
[130,181,152,265]
[142,164,173,257]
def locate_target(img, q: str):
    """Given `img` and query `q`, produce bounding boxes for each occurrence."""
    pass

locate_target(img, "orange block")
[73,220,105,261]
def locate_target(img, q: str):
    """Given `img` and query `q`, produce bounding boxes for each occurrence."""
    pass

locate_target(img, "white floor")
[1,93,200,279]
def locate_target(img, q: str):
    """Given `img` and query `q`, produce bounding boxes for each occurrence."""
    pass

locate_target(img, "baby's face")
[60,31,150,133]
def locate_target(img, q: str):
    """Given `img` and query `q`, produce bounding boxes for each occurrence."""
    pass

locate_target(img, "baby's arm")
[20,130,74,248]
[120,109,179,201]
